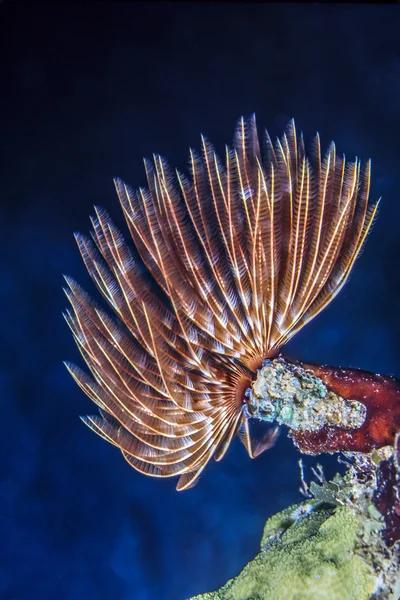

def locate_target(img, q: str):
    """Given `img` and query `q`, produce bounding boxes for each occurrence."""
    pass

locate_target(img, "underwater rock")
[190,448,400,600]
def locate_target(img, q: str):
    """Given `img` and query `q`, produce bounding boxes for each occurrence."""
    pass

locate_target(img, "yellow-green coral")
[191,450,400,600]
[190,502,379,600]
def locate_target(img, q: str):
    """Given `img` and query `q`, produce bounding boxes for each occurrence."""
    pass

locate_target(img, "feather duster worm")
[65,116,389,491]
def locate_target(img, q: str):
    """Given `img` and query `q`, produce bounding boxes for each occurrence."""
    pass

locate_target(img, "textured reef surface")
[191,442,400,600]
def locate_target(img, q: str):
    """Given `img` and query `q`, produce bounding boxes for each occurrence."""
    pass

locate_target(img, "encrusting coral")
[190,442,400,600]
[191,504,378,600]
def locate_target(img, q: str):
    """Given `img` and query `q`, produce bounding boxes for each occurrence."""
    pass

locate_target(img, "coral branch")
[248,356,400,455]
[291,362,400,454]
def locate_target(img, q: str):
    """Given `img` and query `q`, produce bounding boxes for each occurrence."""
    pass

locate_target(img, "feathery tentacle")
[65,116,378,489]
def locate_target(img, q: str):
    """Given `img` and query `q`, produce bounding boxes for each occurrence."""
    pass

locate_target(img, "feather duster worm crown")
[64,116,378,490]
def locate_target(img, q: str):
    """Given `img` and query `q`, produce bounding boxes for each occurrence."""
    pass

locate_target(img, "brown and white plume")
[64,116,378,490]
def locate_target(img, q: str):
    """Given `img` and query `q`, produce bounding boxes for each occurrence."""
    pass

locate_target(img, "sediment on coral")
[248,356,367,433]
[190,445,400,600]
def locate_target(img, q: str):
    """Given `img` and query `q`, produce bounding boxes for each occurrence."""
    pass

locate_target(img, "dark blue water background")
[2,2,400,599]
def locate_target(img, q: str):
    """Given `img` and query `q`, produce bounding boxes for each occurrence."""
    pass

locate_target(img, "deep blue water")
[2,2,400,599]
